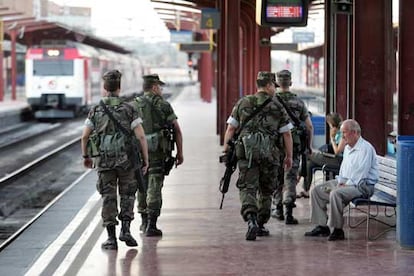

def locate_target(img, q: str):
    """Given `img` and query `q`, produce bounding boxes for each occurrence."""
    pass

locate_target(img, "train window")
[256,0,309,27]
[33,60,74,76]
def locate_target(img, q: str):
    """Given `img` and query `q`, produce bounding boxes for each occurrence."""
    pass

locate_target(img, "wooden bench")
[347,155,397,240]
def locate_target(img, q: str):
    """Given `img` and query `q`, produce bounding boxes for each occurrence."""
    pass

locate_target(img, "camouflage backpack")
[134,94,172,154]
[235,95,276,166]
[276,92,309,153]
[88,98,137,170]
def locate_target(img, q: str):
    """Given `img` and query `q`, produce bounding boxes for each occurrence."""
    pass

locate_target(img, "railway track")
[0,120,87,250]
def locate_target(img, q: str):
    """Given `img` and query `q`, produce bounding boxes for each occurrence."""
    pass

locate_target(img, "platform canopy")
[0,6,130,54]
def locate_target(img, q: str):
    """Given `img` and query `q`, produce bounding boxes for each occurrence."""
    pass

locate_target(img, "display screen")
[258,0,308,26]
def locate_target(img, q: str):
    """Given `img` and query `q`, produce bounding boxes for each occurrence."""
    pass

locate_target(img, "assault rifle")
[218,97,272,209]
[99,100,147,193]
[162,123,176,176]
[275,95,310,177]
[219,139,238,209]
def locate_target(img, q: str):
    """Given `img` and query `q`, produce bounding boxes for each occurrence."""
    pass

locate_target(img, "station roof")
[0,8,130,54]
[150,0,322,36]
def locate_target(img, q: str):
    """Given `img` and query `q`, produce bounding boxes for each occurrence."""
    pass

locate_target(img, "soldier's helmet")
[143,74,165,86]
[276,69,292,83]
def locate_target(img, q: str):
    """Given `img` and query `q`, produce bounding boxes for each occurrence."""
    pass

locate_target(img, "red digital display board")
[256,0,309,27]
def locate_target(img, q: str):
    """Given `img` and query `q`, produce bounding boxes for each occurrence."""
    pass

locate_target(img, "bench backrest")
[375,155,397,198]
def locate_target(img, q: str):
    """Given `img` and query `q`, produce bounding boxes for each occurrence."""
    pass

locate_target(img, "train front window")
[33,60,74,76]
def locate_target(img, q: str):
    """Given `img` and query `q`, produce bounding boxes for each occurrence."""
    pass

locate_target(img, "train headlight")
[47,49,60,57]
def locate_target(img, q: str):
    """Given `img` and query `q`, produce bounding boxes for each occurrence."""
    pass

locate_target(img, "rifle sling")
[275,94,302,128]
[234,97,272,138]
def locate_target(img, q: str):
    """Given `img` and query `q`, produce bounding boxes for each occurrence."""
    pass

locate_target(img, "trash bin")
[396,135,414,249]
[311,115,325,149]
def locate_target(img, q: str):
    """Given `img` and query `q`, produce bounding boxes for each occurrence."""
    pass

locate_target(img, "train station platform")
[0,88,30,131]
[0,85,413,276]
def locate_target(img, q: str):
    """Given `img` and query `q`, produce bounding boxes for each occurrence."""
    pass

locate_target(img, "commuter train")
[25,40,144,119]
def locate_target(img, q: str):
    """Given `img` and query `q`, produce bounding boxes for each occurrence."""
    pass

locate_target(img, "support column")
[200,32,212,103]
[257,27,271,71]
[325,0,353,118]
[0,20,3,101]
[216,1,227,137]
[399,0,414,135]
[217,0,240,143]
[11,29,17,100]
[353,0,392,155]
[334,13,351,118]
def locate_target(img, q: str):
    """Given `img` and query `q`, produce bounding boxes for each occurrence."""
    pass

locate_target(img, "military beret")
[143,74,165,85]
[276,69,292,81]
[102,69,122,81]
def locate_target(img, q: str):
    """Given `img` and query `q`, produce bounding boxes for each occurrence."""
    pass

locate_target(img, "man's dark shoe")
[304,225,330,237]
[245,213,259,241]
[256,225,270,237]
[328,228,345,241]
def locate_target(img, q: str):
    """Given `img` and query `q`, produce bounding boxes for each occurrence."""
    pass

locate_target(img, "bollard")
[396,135,414,249]
[311,115,325,149]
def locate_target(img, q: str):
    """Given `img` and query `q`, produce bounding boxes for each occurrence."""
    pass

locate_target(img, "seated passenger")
[304,119,378,241]
[298,112,345,198]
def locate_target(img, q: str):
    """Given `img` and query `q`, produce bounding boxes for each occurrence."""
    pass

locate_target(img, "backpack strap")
[99,100,130,136]
[275,94,301,128]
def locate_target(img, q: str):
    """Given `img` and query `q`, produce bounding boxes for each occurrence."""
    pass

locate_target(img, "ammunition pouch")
[86,133,100,157]
[146,132,160,153]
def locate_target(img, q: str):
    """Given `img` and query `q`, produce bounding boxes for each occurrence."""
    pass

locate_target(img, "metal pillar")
[0,19,3,101]
[217,0,240,143]
[399,0,414,135]
[200,32,212,103]
[11,29,16,100]
[353,0,392,155]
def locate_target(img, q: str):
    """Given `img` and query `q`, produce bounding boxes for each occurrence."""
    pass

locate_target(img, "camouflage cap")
[257,71,276,83]
[102,69,122,81]
[143,74,165,85]
[276,69,292,81]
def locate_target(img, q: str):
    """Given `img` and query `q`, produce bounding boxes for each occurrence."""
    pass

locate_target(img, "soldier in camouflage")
[81,70,149,250]
[271,70,313,224]
[223,71,293,241]
[133,74,184,237]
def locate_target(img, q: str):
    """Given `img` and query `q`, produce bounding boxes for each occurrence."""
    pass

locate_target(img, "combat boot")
[140,213,148,233]
[245,213,259,241]
[257,223,270,237]
[146,216,163,237]
[285,204,298,225]
[271,203,284,221]
[102,225,118,250]
[119,221,138,247]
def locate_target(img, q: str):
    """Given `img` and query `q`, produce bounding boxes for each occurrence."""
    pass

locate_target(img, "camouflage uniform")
[85,96,142,227]
[227,77,292,234]
[133,74,178,236]
[272,70,310,224]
